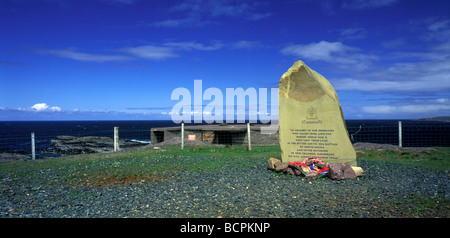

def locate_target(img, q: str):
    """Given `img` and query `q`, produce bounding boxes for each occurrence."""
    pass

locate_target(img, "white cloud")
[333,56,450,93]
[31,103,48,111]
[0,106,168,120]
[299,0,398,15]
[150,17,212,28]
[41,48,131,62]
[362,104,450,114]
[408,17,450,42]
[171,0,269,18]
[280,41,377,70]
[338,27,368,41]
[42,44,207,62]
[150,0,271,28]
[118,45,179,60]
[426,19,450,42]
[151,19,183,28]
[281,41,349,61]
[342,0,399,9]
[436,98,449,103]
[43,40,257,63]
[165,40,263,51]
[328,40,450,93]
[31,103,61,112]
[162,41,224,51]
[231,40,262,50]
[360,96,450,118]
[106,0,135,4]
[382,38,405,49]
[247,12,272,21]
[428,19,450,32]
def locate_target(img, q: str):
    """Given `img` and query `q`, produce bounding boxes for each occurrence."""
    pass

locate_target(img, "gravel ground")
[0,158,448,218]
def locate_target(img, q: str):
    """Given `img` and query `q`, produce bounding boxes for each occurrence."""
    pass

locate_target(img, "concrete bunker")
[214,130,247,145]
[153,131,165,144]
[150,124,278,146]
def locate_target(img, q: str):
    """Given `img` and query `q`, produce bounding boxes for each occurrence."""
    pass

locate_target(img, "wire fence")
[176,121,449,148]
[347,121,450,147]
[0,129,151,155]
[0,121,449,157]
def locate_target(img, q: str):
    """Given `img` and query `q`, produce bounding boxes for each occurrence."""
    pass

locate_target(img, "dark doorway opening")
[214,131,246,145]
[154,131,164,143]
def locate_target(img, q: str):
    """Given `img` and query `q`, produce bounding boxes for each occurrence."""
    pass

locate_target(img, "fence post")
[114,127,119,152]
[181,122,184,150]
[398,121,402,147]
[31,132,36,160]
[247,123,252,151]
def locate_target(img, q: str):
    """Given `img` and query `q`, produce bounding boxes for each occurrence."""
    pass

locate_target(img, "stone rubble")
[268,157,364,180]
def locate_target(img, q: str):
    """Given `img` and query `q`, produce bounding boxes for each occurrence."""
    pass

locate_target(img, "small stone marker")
[268,158,281,170]
[279,60,357,166]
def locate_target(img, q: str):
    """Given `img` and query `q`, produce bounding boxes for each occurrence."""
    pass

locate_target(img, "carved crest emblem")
[307,106,317,120]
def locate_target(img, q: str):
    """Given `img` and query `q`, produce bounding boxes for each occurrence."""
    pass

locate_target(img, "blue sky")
[1,0,449,121]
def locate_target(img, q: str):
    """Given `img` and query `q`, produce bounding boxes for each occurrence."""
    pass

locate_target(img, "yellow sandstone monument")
[279,60,357,166]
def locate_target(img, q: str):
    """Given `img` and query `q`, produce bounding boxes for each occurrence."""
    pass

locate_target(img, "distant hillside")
[418,116,450,122]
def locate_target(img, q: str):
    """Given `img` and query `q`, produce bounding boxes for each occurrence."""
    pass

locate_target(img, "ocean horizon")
[0,118,441,137]
[0,119,449,154]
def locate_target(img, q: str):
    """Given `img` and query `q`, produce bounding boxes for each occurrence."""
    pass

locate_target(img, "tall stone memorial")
[279,60,357,166]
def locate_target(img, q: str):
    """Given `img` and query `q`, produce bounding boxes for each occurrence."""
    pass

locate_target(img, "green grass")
[357,147,450,170]
[0,145,282,188]
[1,144,448,188]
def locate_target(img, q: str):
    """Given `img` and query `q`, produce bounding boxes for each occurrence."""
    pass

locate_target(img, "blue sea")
[0,120,449,155]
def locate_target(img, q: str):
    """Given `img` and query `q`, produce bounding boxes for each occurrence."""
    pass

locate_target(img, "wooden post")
[398,121,402,147]
[31,132,36,160]
[247,123,252,151]
[181,123,184,150]
[114,127,119,152]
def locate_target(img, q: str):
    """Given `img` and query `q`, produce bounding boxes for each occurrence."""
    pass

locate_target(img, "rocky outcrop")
[328,163,344,180]
[267,158,364,180]
[268,158,281,170]
[328,162,365,180]
[418,116,450,122]
[0,153,31,162]
[46,136,146,154]
[274,161,289,173]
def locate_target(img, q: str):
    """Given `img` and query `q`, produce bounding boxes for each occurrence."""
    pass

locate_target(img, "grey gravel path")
[1,159,448,218]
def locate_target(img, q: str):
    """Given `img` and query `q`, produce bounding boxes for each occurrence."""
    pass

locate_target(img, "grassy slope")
[0,145,280,187]
[1,145,448,188]
[357,147,450,170]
